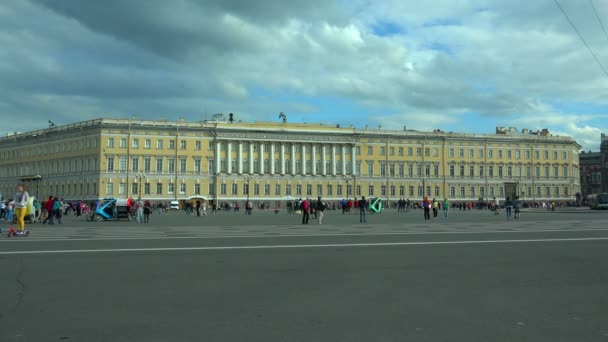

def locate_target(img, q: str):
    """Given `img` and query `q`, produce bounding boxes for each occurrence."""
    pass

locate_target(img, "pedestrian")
[196,200,201,217]
[14,184,29,234]
[505,197,513,220]
[423,196,431,220]
[136,197,144,223]
[53,197,63,224]
[432,198,438,219]
[513,196,521,220]
[341,198,347,214]
[316,196,325,224]
[144,200,151,223]
[359,196,368,223]
[43,196,54,224]
[443,198,449,220]
[301,197,310,224]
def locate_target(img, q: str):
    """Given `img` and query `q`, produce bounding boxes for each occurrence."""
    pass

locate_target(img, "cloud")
[0,0,607,150]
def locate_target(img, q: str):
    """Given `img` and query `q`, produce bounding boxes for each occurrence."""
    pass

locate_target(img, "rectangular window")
[544,151,549,160]
[515,150,520,159]
[194,184,200,195]
[434,186,439,196]
[317,184,323,196]
[434,164,439,176]
[157,140,163,149]
[119,156,127,171]
[408,164,414,177]
[389,147,395,156]
[132,157,139,172]
[275,184,281,196]
[367,146,373,155]
[478,149,484,158]
[399,185,405,196]
[563,166,568,178]
[554,166,559,178]
[450,187,455,197]
[380,147,386,155]
[434,148,439,157]
[459,148,464,157]
[157,183,163,195]
[368,185,374,196]
[232,183,238,195]
[409,186,414,196]
[144,183,151,195]
[254,184,260,195]
[106,183,113,195]
[381,185,387,196]
[460,187,465,198]
[168,183,174,194]
[208,183,214,195]
[535,166,540,178]
[417,148,422,156]
[553,151,558,160]
[107,138,115,148]
[180,183,186,194]
[194,159,201,173]
[169,140,175,149]
[398,147,404,156]
[498,166,503,178]
[398,164,405,177]
[107,157,115,171]
[168,159,175,173]
[144,139,151,149]
[306,184,312,196]
[562,151,567,160]
[356,146,361,155]
[488,150,494,158]
[132,138,139,149]
[327,184,333,196]
[156,158,163,172]
[526,166,531,178]
[545,166,550,179]
[459,165,465,177]
[180,159,187,173]
[449,165,455,177]
[507,150,512,159]
[367,163,374,177]
[408,147,413,156]
[120,138,127,148]
[425,164,431,176]
[286,184,292,196]
[479,165,485,177]
[296,184,302,195]
[380,163,386,176]
[525,150,530,159]
[417,164,422,176]
[180,140,186,150]
[469,149,474,158]
[265,184,270,196]
[469,165,474,177]
[498,150,503,158]
[425,148,430,157]
[535,150,540,159]
[507,166,512,177]
[470,187,475,198]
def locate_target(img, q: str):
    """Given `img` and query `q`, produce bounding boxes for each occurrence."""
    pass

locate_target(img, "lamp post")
[420,177,427,199]
[342,175,352,200]
[243,174,252,214]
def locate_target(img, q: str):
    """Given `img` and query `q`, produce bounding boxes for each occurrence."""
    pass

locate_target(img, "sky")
[1,0,608,151]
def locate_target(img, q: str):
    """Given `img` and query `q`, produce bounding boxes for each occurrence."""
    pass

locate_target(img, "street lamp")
[342,175,352,200]
[243,174,252,214]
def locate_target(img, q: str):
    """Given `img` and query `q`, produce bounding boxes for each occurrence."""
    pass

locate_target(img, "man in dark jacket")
[359,196,368,223]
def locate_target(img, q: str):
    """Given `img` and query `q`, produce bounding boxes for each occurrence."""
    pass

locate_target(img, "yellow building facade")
[0,118,581,204]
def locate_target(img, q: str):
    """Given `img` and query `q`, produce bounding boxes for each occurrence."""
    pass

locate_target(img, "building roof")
[0,117,581,146]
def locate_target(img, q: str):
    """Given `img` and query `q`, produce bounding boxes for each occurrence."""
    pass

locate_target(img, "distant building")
[0,118,581,203]
[580,133,608,195]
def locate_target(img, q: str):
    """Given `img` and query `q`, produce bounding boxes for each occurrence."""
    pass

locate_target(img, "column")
[331,144,337,176]
[226,141,232,174]
[322,145,327,175]
[237,141,243,174]
[312,144,317,176]
[280,143,286,175]
[301,143,307,175]
[249,143,254,175]
[291,144,296,175]
[259,142,264,175]
[215,140,221,174]
[270,143,275,175]
[341,144,346,175]
[351,144,356,175]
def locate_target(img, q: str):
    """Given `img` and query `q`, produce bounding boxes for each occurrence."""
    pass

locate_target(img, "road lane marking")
[1,227,608,243]
[1,237,608,255]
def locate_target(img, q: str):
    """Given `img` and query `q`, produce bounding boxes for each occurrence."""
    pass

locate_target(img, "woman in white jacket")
[14,184,29,233]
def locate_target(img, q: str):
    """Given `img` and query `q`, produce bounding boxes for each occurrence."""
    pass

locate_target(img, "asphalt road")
[1,210,607,342]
